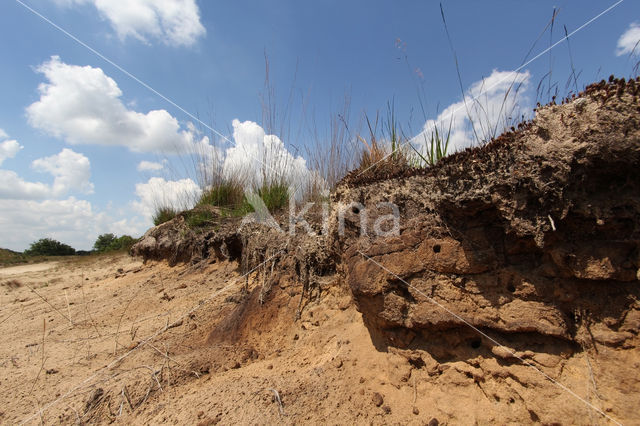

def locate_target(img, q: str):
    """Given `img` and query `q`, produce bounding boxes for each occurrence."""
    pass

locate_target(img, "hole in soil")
[408,357,426,369]
[352,206,360,214]
[528,410,540,422]
[470,339,482,349]
[433,244,441,253]
[507,284,516,293]
[569,311,577,323]
[224,235,243,260]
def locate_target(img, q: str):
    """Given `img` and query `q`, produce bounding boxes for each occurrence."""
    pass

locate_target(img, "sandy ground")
[0,253,637,425]
[0,262,59,276]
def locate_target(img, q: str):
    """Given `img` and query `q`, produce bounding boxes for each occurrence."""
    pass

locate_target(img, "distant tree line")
[23,234,137,256]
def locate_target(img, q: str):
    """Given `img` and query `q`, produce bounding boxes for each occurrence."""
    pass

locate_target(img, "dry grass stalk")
[114,285,145,355]
[0,309,19,326]
[122,385,134,412]
[64,290,72,324]
[148,342,201,379]
[29,318,47,395]
[357,135,387,171]
[81,274,102,338]
[26,283,74,326]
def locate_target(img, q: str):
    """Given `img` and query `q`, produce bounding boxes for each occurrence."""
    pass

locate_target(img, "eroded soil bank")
[1,78,638,424]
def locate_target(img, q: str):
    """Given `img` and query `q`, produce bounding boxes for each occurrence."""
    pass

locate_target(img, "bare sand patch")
[0,262,58,276]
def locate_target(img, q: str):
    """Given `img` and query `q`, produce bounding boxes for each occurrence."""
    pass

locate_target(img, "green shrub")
[93,233,116,252]
[114,235,136,251]
[93,234,137,252]
[153,206,178,226]
[24,238,75,256]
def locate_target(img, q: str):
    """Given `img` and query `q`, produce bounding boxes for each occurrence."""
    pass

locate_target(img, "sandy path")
[0,262,58,276]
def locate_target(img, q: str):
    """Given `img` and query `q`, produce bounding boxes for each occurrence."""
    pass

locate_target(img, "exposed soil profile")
[1,78,639,424]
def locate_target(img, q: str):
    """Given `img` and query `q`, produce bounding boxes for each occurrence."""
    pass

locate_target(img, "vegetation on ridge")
[24,238,75,257]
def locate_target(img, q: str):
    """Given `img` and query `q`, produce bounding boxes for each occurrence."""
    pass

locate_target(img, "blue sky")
[0,0,638,251]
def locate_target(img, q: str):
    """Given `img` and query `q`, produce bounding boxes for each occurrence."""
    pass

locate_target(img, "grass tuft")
[410,120,452,167]
[198,180,246,209]
[184,209,218,228]
[257,181,289,212]
[196,176,289,218]
[153,207,178,226]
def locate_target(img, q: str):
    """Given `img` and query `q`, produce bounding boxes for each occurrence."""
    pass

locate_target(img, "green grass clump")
[257,181,289,212]
[198,179,251,217]
[227,199,254,217]
[197,179,289,217]
[184,209,218,228]
[153,206,178,226]
[198,180,246,209]
[410,121,451,167]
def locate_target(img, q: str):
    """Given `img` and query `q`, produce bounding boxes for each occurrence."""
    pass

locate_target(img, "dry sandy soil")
[0,253,406,425]
[0,262,59,276]
[0,252,637,425]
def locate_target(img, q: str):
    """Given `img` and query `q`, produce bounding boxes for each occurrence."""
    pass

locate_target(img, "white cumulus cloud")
[0,140,23,166]
[0,134,93,200]
[0,197,146,251]
[411,69,531,153]
[53,0,206,47]
[32,148,94,196]
[0,134,50,200]
[616,22,640,56]
[223,119,316,197]
[0,170,50,200]
[27,56,212,155]
[137,160,166,172]
[133,177,201,220]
